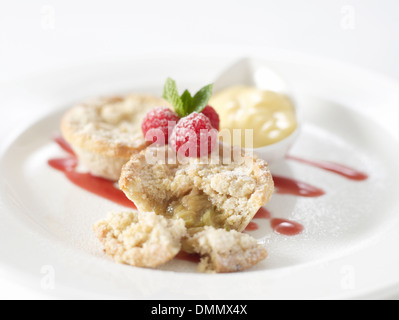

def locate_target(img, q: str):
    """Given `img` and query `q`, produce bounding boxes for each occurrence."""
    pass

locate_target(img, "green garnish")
[162,78,213,118]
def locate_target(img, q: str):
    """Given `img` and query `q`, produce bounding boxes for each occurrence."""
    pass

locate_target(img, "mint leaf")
[180,90,193,113]
[162,78,214,117]
[163,78,185,117]
[191,83,213,114]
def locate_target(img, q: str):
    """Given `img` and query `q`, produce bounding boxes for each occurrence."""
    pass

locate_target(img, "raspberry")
[142,107,180,145]
[201,105,220,131]
[170,112,218,158]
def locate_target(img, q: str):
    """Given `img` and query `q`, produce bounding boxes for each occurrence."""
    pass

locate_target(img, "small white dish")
[213,57,301,163]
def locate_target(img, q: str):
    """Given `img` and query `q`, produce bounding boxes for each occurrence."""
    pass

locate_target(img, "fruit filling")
[166,190,224,230]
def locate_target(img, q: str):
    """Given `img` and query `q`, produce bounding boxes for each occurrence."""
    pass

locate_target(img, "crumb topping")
[61,95,170,157]
[119,143,274,232]
[93,211,186,268]
[185,226,268,273]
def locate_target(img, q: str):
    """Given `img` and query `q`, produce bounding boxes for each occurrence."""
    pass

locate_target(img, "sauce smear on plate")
[175,251,201,263]
[287,155,368,181]
[273,175,325,197]
[245,222,259,231]
[49,137,136,209]
[271,218,304,236]
[254,207,271,219]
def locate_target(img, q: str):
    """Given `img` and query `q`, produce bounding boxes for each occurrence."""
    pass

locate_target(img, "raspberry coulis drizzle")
[49,136,368,239]
[244,208,304,236]
[286,155,368,181]
[273,176,325,197]
[48,137,136,209]
[244,155,369,234]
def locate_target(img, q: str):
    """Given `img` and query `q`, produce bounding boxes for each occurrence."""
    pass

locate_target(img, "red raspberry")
[201,105,220,131]
[142,107,180,145]
[170,112,218,158]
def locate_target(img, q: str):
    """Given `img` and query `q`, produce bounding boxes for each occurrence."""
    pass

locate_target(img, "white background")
[1,0,399,83]
[0,0,398,299]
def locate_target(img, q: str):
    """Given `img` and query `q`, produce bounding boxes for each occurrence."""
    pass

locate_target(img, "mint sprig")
[162,78,185,117]
[163,78,213,118]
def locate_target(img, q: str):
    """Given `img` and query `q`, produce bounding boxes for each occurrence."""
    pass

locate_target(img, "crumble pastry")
[93,211,186,268]
[61,94,170,181]
[184,227,268,273]
[119,143,274,232]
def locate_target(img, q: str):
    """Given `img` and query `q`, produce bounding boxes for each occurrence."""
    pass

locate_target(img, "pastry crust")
[93,211,186,268]
[185,226,268,273]
[119,143,274,232]
[61,94,170,180]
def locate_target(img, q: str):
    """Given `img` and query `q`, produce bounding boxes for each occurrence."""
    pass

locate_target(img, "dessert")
[119,143,274,232]
[209,85,297,148]
[49,75,369,274]
[61,94,170,181]
[93,211,186,268]
[93,211,268,272]
[184,227,268,273]
[85,78,273,273]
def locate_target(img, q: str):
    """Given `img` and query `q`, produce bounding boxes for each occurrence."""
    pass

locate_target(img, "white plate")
[1,50,399,300]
